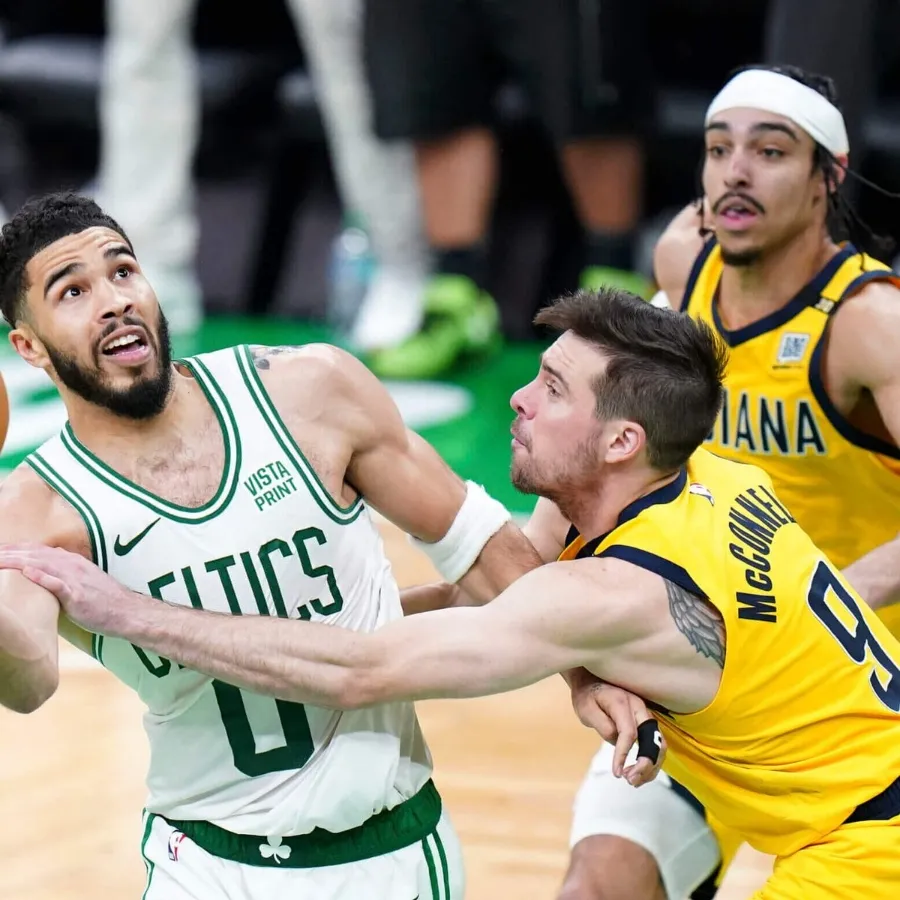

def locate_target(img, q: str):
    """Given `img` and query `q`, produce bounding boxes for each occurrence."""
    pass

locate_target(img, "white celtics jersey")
[27,345,432,838]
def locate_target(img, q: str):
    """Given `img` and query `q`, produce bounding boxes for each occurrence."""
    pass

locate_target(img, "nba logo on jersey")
[689,482,715,506]
[776,333,810,365]
[167,830,187,862]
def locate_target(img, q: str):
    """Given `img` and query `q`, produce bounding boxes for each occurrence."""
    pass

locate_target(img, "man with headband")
[557,64,900,900]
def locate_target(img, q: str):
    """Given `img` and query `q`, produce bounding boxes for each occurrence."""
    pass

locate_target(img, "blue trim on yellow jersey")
[839,268,900,303]
[680,237,717,312]
[711,246,856,347]
[563,468,688,554]
[596,545,705,597]
[620,466,688,526]
[808,290,900,461]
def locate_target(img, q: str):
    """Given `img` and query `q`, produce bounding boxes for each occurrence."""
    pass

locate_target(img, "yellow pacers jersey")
[682,241,900,635]
[560,449,900,857]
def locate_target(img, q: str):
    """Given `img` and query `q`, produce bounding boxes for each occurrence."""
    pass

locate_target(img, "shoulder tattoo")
[249,345,304,370]
[665,579,726,668]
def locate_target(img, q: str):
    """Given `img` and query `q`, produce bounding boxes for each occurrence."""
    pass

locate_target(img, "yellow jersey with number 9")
[559,448,900,856]
[681,241,900,636]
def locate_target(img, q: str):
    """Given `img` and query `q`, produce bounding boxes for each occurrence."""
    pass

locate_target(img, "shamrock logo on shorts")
[259,836,292,864]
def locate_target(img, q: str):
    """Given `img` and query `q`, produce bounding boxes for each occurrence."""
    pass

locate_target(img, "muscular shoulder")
[247,342,345,383]
[832,278,900,330]
[828,279,900,389]
[247,343,403,451]
[653,201,710,302]
[544,555,661,633]
[249,343,358,407]
[0,464,87,550]
[567,555,722,648]
[583,555,726,676]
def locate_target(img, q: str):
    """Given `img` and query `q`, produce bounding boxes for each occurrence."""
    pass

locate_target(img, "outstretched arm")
[0,545,631,709]
[397,494,666,783]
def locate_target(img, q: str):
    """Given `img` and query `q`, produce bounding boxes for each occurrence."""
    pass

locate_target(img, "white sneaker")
[350,264,428,352]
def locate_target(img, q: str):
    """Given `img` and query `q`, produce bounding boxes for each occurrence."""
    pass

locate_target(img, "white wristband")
[410,481,511,583]
[649,289,671,309]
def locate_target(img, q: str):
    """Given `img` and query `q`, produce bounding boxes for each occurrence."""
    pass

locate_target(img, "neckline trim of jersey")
[710,244,857,348]
[565,466,688,556]
[59,354,243,523]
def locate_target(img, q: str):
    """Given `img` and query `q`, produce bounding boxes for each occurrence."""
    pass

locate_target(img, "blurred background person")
[362,0,653,380]
[95,0,429,345]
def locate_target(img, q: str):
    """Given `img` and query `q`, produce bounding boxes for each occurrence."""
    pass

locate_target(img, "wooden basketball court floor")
[0,520,772,900]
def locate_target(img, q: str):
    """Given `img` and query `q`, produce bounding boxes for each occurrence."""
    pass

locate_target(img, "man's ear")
[10,322,51,371]
[603,421,645,465]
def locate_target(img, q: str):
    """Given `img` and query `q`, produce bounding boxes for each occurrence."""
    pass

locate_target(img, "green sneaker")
[460,291,502,357]
[367,275,501,380]
[579,266,654,300]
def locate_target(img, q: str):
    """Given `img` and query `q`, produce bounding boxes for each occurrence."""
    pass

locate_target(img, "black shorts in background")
[363,0,654,143]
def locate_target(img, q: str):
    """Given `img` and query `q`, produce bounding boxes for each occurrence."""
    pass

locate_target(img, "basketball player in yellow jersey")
[554,64,900,900]
[9,287,900,900]
[660,65,900,628]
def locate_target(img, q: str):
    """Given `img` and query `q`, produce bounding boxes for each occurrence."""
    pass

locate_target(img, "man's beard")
[511,434,602,504]
[46,312,173,420]
[720,246,763,267]
[511,455,543,497]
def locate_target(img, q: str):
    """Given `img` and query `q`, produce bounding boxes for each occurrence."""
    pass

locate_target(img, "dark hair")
[534,287,728,471]
[740,63,841,107]
[699,64,893,258]
[0,191,133,327]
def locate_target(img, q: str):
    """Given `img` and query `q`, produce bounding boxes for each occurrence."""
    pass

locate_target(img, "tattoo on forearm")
[665,579,726,668]
[250,345,304,370]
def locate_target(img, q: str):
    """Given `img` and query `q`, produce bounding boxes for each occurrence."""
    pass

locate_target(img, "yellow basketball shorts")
[752,814,900,899]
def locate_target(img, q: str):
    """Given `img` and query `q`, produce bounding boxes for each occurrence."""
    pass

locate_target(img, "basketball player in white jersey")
[0,192,661,899]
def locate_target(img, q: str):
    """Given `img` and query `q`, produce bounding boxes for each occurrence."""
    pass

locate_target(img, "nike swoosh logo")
[114,518,161,556]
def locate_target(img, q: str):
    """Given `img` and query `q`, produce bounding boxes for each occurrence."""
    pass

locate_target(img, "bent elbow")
[26,663,59,712]
[5,665,59,714]
[10,691,50,715]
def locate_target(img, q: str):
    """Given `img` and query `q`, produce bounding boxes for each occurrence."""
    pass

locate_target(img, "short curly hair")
[0,191,133,327]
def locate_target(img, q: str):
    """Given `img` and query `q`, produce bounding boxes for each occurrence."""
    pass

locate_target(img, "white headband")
[705,70,849,157]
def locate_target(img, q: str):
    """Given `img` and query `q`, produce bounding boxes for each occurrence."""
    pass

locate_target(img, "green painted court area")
[0,317,545,517]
